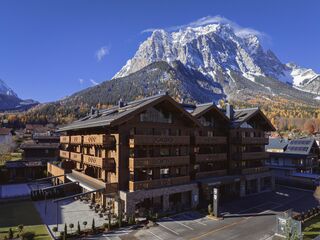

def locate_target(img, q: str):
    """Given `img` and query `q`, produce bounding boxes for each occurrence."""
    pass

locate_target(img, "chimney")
[118,98,124,108]
[90,106,95,116]
[226,103,234,120]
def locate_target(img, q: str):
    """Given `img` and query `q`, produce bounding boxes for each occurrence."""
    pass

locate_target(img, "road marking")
[277,184,314,193]
[157,222,180,235]
[165,217,194,230]
[190,218,248,240]
[275,191,289,197]
[237,202,271,214]
[147,230,164,240]
[176,214,208,226]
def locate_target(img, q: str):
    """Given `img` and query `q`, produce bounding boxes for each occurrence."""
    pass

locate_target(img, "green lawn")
[0,201,51,240]
[303,215,320,240]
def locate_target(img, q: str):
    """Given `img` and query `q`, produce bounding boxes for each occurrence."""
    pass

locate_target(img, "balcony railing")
[195,169,227,179]
[83,155,115,170]
[83,134,115,146]
[60,136,70,144]
[129,156,189,170]
[60,150,70,159]
[129,176,190,191]
[194,136,227,145]
[233,152,269,161]
[70,152,82,163]
[70,135,82,144]
[129,135,190,147]
[195,153,227,163]
[241,166,270,175]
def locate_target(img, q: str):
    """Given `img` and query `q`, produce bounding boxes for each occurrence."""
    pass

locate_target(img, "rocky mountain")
[0,79,38,111]
[114,23,320,101]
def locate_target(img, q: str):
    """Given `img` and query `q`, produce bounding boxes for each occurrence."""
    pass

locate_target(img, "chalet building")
[266,137,320,187]
[48,93,275,216]
[4,135,59,182]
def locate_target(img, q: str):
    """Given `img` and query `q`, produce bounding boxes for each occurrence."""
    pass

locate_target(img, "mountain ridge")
[113,23,320,98]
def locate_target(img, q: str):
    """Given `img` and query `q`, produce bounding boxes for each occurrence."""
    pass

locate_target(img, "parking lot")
[104,185,318,240]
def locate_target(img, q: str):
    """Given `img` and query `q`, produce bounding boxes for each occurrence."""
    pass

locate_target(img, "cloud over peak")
[142,15,267,39]
[95,46,110,61]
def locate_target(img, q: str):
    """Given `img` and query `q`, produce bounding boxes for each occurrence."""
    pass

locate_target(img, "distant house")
[24,124,55,136]
[4,135,60,182]
[266,137,320,188]
[0,128,13,146]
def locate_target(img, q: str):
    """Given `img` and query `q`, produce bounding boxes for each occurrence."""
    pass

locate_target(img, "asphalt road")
[93,185,319,240]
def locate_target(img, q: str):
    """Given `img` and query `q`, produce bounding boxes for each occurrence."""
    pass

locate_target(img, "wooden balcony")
[233,152,269,161]
[70,135,82,144]
[47,163,67,182]
[194,136,227,145]
[241,166,269,175]
[83,134,115,146]
[83,155,115,170]
[60,136,70,144]
[195,169,227,179]
[129,176,190,191]
[129,135,190,147]
[59,150,70,159]
[70,152,82,163]
[129,156,189,170]
[195,153,227,163]
[231,136,269,145]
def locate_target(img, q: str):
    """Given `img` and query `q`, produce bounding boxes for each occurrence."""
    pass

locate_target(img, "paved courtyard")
[34,198,113,236]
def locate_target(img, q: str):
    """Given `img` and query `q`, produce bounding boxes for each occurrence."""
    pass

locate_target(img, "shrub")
[8,228,13,239]
[91,218,95,232]
[208,204,213,216]
[20,231,35,240]
[64,223,67,240]
[18,224,24,233]
[52,226,58,236]
[103,223,108,230]
[69,223,74,233]
[77,221,81,234]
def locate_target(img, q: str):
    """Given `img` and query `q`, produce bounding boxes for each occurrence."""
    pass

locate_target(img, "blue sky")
[0,0,319,102]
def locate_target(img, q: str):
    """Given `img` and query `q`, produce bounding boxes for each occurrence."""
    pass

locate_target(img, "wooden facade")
[48,94,275,215]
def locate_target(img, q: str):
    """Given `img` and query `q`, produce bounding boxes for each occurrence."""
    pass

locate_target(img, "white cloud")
[142,15,267,39]
[90,79,99,86]
[95,46,110,62]
[79,78,84,85]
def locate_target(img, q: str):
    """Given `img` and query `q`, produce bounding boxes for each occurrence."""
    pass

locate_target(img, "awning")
[66,170,105,191]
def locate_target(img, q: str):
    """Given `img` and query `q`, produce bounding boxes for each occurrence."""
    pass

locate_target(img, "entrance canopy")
[66,170,105,191]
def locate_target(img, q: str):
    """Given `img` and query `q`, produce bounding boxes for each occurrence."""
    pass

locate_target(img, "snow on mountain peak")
[113,19,320,97]
[0,79,18,97]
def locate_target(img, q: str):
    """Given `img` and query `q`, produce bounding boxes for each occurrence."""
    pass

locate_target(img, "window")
[160,168,170,178]
[140,107,172,123]
[160,148,170,157]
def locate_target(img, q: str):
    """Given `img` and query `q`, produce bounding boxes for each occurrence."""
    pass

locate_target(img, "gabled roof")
[231,108,276,131]
[58,94,200,132]
[266,138,289,151]
[190,103,229,123]
[285,138,318,155]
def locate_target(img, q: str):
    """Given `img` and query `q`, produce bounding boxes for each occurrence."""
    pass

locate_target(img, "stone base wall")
[120,183,199,216]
